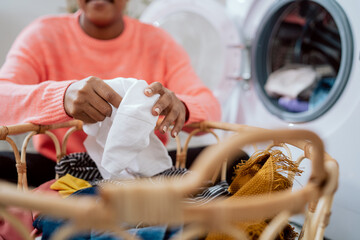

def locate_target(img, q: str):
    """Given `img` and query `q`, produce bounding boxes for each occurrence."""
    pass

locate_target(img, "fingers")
[145,82,171,117]
[144,82,165,97]
[87,100,110,122]
[172,113,186,137]
[145,82,186,137]
[158,102,186,137]
[64,76,122,123]
[94,81,122,108]
[158,111,185,137]
[151,91,171,117]
[88,95,112,119]
[78,111,99,124]
[67,98,105,123]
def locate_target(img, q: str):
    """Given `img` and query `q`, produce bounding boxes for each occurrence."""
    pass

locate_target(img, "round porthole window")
[252,0,353,122]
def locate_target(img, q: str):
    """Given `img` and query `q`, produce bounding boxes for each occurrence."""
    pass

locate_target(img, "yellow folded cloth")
[50,174,92,198]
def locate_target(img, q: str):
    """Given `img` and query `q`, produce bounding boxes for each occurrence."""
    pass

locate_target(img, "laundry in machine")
[227,0,360,238]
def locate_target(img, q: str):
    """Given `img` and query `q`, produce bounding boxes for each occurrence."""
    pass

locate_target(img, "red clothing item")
[0,180,58,239]
[0,11,221,161]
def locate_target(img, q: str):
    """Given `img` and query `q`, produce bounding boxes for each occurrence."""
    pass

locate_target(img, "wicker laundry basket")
[0,121,338,240]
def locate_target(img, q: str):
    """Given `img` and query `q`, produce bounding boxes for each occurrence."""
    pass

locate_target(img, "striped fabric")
[185,180,230,206]
[155,168,231,206]
[55,152,103,182]
[94,167,230,205]
[154,167,190,180]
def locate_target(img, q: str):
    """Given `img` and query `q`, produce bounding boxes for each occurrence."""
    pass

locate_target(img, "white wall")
[0,0,68,65]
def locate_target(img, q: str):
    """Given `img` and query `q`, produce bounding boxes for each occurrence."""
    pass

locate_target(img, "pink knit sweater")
[0,11,221,161]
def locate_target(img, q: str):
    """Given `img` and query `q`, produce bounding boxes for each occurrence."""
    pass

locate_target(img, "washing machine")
[140,0,247,149]
[140,0,359,238]
[229,0,359,239]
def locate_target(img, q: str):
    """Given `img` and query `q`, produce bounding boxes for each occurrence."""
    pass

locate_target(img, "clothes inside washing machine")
[265,1,341,113]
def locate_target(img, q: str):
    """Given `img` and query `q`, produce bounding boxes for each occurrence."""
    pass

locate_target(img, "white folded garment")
[83,78,172,179]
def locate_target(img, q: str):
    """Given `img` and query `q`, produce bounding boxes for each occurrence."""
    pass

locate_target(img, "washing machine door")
[251,0,353,123]
[140,0,245,111]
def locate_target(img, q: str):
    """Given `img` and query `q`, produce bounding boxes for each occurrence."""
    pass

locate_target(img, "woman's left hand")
[144,82,188,137]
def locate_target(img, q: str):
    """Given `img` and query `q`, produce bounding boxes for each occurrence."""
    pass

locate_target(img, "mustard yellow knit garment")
[50,174,92,198]
[206,150,302,240]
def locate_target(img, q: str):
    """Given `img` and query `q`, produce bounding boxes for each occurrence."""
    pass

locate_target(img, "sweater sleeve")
[0,18,75,125]
[161,32,221,124]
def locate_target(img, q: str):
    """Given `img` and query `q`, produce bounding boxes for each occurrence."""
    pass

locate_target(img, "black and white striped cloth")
[155,168,231,206]
[94,167,231,206]
[55,152,103,181]
[154,167,190,180]
[185,180,230,206]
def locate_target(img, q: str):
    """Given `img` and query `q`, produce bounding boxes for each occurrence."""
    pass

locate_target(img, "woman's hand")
[144,82,188,137]
[64,76,122,123]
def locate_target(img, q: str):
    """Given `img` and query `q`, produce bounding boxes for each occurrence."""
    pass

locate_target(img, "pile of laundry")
[265,64,336,112]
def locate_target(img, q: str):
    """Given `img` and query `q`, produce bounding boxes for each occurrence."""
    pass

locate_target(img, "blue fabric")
[309,77,335,109]
[33,187,181,240]
[33,187,98,240]
[33,217,67,240]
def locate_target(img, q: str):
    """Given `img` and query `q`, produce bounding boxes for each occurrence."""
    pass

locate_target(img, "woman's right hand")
[64,76,122,123]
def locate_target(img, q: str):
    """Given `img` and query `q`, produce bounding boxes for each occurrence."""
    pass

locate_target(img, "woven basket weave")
[0,120,338,240]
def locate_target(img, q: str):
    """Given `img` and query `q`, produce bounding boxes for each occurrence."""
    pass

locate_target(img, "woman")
[0,0,221,186]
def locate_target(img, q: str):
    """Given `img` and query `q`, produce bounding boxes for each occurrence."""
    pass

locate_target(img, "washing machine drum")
[252,0,353,122]
[140,0,243,104]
